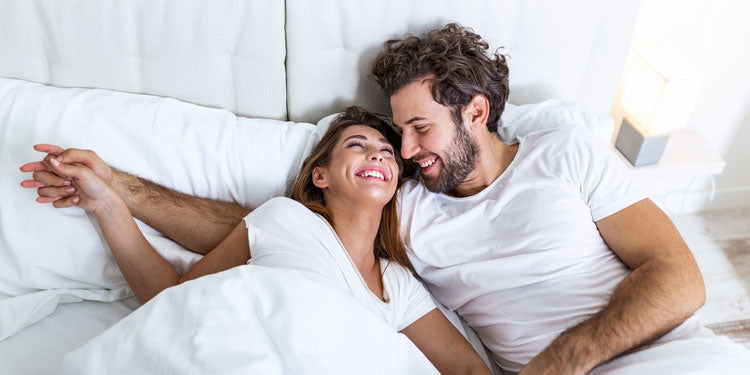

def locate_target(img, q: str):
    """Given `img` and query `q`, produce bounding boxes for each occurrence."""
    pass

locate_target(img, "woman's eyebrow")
[344,134,389,144]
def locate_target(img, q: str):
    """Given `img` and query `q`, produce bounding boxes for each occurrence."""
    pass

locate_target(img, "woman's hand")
[46,157,119,215]
[20,145,115,208]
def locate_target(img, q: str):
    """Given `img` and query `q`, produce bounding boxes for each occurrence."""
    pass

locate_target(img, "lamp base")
[615,117,669,167]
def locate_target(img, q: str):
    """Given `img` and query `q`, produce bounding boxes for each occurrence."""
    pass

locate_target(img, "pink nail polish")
[66,187,75,193]
[63,180,71,186]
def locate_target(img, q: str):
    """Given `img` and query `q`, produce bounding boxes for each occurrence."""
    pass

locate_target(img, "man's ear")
[312,165,329,189]
[464,94,490,132]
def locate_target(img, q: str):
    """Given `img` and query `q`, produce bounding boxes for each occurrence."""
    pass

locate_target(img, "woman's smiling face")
[313,125,400,206]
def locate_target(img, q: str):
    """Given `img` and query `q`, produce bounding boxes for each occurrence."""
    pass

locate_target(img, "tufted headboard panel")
[0,0,288,120]
[284,0,641,123]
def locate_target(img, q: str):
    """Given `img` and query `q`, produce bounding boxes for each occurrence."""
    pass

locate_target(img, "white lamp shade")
[621,48,703,135]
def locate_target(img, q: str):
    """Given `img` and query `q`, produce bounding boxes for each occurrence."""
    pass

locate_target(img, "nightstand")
[613,128,726,214]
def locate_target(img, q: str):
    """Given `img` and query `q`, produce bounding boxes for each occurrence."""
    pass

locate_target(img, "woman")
[39,106,490,374]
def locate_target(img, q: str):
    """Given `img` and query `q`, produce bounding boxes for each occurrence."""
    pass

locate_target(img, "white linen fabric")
[499,99,614,146]
[588,332,750,375]
[0,0,288,119]
[0,77,320,341]
[61,266,438,375]
[398,126,713,372]
[0,297,139,374]
[244,197,436,331]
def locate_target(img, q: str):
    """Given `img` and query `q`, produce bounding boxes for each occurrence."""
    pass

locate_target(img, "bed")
[0,0,654,374]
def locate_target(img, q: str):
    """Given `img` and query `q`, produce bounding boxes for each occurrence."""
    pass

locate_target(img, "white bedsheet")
[0,297,139,374]
[61,265,438,375]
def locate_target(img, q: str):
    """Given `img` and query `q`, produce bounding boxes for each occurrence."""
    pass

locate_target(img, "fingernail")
[72,196,80,203]
[50,158,59,166]
[56,156,63,162]
[66,187,75,193]
[63,180,71,185]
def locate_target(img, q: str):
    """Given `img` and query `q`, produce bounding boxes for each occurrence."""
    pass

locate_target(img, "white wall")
[609,0,750,211]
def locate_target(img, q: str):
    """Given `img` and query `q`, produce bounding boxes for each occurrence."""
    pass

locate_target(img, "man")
[21,24,746,374]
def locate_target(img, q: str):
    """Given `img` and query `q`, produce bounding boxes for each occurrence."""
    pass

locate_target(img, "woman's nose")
[368,151,383,162]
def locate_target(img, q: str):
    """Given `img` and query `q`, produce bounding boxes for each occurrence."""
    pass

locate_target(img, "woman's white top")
[243,197,435,331]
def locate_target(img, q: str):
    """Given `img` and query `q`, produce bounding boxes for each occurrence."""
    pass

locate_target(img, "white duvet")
[61,265,437,375]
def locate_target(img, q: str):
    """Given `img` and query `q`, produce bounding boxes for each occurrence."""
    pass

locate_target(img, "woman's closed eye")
[347,141,394,156]
[346,140,365,148]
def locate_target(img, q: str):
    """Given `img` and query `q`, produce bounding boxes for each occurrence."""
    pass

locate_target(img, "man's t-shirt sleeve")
[562,127,647,221]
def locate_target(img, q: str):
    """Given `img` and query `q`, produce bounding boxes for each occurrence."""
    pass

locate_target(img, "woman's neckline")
[318,216,390,304]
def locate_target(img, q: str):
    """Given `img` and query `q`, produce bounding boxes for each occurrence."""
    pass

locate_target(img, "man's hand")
[20,144,114,208]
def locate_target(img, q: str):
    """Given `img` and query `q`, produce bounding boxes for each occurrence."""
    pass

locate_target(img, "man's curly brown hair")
[371,23,510,133]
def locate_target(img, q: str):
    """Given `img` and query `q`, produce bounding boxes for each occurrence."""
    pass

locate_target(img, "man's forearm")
[112,170,251,254]
[528,256,705,374]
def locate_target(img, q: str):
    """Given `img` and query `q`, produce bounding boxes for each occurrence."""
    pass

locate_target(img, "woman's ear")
[312,166,329,189]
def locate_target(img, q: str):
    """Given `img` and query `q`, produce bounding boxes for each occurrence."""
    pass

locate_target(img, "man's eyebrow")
[343,134,391,145]
[405,116,427,125]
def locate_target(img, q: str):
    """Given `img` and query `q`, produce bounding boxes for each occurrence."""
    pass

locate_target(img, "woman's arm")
[20,144,250,254]
[46,158,250,303]
[401,309,491,375]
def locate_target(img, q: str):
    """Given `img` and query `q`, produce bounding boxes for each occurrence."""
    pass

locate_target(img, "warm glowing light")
[621,48,703,135]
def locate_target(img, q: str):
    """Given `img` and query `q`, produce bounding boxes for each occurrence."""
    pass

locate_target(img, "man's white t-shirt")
[243,197,435,331]
[399,126,703,372]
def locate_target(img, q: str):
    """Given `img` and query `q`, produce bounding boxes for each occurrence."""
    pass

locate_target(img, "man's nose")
[400,131,420,160]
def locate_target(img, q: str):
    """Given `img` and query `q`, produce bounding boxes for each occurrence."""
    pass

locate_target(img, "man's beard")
[421,121,479,193]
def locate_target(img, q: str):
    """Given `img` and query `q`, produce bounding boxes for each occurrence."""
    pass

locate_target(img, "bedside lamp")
[615,48,704,166]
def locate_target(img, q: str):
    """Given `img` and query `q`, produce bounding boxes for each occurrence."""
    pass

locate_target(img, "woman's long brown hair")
[290,106,416,274]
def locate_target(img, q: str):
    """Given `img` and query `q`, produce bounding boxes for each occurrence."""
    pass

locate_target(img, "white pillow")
[0,77,318,340]
[317,99,615,149]
[499,99,614,144]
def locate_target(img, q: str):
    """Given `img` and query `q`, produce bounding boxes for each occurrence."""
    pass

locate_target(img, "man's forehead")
[391,78,443,127]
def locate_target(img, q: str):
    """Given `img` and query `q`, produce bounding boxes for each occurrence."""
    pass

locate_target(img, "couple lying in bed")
[22,106,489,374]
[22,23,746,375]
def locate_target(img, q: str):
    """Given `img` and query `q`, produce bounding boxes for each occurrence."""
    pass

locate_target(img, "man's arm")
[21,144,250,254]
[520,198,705,375]
[112,170,251,254]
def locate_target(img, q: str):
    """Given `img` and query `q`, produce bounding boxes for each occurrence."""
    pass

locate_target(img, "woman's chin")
[353,188,395,206]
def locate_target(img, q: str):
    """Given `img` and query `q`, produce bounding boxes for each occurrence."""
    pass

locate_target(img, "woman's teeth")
[358,170,385,180]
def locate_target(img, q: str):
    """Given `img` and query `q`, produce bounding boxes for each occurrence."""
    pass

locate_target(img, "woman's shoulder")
[247,197,319,225]
[253,196,307,214]
[381,259,421,287]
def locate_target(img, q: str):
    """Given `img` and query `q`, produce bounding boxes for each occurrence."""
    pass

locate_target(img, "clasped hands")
[20,144,117,214]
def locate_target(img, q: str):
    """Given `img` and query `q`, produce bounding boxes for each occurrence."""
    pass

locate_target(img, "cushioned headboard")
[285,0,641,123]
[0,0,287,120]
